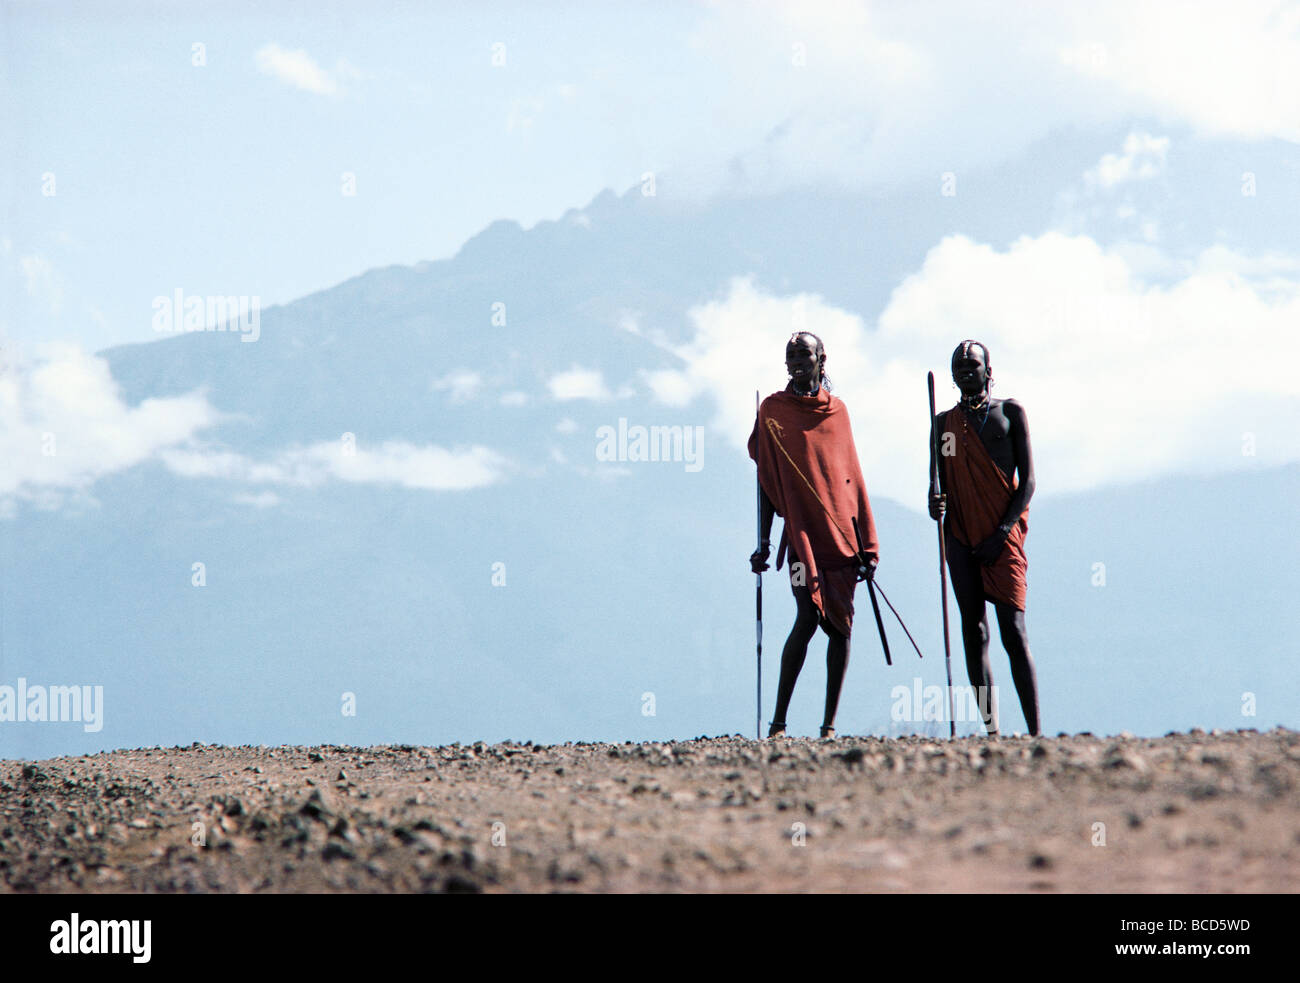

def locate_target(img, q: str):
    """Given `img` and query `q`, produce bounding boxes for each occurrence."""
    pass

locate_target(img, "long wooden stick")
[853,515,891,666]
[755,390,763,740]
[929,372,957,739]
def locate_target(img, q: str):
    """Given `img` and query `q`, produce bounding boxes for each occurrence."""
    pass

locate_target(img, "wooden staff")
[929,372,957,738]
[754,390,763,740]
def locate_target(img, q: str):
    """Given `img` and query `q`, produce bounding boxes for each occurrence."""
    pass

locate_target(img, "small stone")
[1104,750,1148,773]
[322,841,355,861]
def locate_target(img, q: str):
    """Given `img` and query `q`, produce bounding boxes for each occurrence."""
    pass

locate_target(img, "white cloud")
[0,345,219,508]
[255,43,341,96]
[161,440,510,492]
[0,345,510,512]
[1055,1,1300,142]
[1084,132,1169,190]
[158,448,289,484]
[313,440,508,490]
[667,2,1300,199]
[1192,245,1300,281]
[555,418,578,434]
[651,246,1299,508]
[431,369,482,403]
[499,391,529,406]
[548,366,611,401]
[640,368,696,407]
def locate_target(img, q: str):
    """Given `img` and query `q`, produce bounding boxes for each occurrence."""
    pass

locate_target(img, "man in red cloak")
[929,340,1041,736]
[748,332,879,740]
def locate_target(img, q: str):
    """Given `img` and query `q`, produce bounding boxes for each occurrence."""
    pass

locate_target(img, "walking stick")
[852,516,891,666]
[870,579,924,661]
[928,372,957,738]
[755,390,763,740]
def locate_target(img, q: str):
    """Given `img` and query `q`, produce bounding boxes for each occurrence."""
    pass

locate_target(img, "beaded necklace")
[961,392,991,434]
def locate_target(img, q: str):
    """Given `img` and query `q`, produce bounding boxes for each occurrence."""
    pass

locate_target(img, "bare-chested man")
[929,340,1041,736]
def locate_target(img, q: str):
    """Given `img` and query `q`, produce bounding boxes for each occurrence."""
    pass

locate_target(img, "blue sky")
[3,2,1300,753]
[4,0,1300,505]
[8,0,1298,356]
[4,0,710,350]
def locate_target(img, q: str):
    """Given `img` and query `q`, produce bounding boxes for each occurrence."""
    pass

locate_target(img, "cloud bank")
[651,234,1300,508]
[671,1,1300,197]
[161,441,509,493]
[0,347,511,514]
[0,346,218,512]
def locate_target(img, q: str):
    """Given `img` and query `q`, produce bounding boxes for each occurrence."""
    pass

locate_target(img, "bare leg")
[773,579,820,726]
[821,625,850,732]
[947,532,998,734]
[994,602,1040,736]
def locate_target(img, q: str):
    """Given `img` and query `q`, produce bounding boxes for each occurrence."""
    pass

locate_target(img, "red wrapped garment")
[748,382,878,637]
[940,406,1029,610]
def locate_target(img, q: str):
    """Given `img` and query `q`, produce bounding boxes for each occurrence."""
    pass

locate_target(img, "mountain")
[3,138,1297,760]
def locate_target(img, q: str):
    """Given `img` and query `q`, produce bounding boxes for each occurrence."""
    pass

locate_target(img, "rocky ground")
[1,728,1296,893]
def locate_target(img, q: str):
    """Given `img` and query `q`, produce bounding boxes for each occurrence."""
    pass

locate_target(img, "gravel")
[1,729,1296,893]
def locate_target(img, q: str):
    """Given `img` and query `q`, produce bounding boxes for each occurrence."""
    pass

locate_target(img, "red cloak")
[940,406,1028,610]
[748,382,878,637]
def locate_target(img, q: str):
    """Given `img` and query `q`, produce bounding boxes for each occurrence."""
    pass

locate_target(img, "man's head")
[786,332,826,392]
[951,339,992,401]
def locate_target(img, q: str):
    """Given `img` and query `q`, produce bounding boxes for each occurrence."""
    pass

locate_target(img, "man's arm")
[971,400,1034,565]
[998,399,1034,528]
[759,485,775,546]
[750,485,777,572]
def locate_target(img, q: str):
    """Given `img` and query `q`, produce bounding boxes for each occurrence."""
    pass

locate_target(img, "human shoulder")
[997,398,1029,430]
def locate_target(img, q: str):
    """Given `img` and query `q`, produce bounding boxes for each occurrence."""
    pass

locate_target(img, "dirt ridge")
[2,728,1297,893]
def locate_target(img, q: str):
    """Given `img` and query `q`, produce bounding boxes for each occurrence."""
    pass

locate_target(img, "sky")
[3,2,1300,754]
[5,0,1299,351]
[4,0,1300,507]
